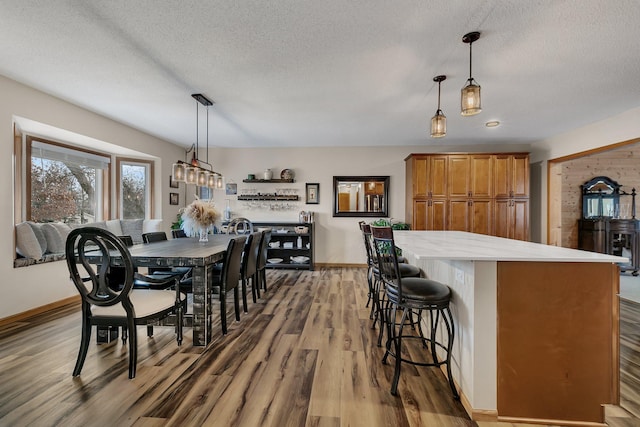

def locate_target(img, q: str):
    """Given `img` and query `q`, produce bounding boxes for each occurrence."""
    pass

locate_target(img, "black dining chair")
[171,229,187,239]
[66,227,186,379]
[256,229,272,293]
[371,226,458,398]
[212,235,247,334]
[240,231,262,309]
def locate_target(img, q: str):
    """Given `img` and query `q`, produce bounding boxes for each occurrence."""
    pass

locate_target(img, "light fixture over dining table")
[172,93,223,189]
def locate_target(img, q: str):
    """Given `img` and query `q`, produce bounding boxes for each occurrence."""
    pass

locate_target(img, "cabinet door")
[430,199,447,230]
[512,154,530,198]
[429,155,448,198]
[413,200,428,230]
[494,199,511,238]
[493,155,512,198]
[470,154,493,197]
[448,199,469,231]
[512,199,529,241]
[470,199,493,235]
[448,155,470,198]
[412,156,429,198]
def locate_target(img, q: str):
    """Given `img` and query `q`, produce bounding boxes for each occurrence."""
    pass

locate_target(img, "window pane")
[30,156,98,224]
[121,163,148,219]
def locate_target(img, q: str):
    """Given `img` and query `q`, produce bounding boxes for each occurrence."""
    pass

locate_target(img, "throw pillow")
[16,222,45,259]
[41,223,65,254]
[121,219,144,244]
[27,222,47,254]
[52,222,72,242]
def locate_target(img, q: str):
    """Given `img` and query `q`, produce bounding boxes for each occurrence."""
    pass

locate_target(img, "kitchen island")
[392,230,625,426]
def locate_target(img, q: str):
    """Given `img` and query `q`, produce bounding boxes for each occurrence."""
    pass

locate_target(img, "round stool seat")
[386,278,451,306]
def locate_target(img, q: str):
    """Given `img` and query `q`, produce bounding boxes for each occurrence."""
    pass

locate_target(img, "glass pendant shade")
[216,176,223,188]
[185,166,198,185]
[430,110,446,138]
[172,162,186,182]
[207,173,216,188]
[461,79,481,116]
[197,170,209,187]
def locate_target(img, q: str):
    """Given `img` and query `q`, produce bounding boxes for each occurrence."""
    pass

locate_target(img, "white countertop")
[393,231,628,263]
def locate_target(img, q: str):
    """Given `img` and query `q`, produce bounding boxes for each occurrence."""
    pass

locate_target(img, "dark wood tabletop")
[127,234,234,267]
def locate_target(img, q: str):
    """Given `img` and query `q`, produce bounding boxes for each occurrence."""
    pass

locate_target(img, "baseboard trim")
[0,296,80,327]
[497,416,606,427]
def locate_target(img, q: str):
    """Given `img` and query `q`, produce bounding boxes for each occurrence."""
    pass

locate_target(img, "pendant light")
[430,75,447,138]
[461,31,481,116]
[172,93,223,187]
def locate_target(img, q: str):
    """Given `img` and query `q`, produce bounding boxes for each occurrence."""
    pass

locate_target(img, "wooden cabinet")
[406,153,529,240]
[495,198,529,240]
[578,218,640,275]
[494,154,529,198]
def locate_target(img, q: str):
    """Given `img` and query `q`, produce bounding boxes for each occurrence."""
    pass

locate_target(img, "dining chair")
[226,217,254,235]
[141,231,192,286]
[66,227,186,379]
[240,231,262,309]
[171,229,187,239]
[256,229,272,293]
[212,235,247,334]
[370,226,458,398]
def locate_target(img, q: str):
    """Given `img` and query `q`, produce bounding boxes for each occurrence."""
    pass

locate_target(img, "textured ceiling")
[1,0,639,148]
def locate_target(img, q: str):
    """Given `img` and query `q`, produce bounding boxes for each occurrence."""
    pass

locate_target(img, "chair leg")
[220,291,228,335]
[241,278,249,313]
[121,326,128,344]
[234,286,241,321]
[127,318,137,379]
[390,307,408,396]
[253,273,260,300]
[72,317,92,376]
[147,324,154,337]
[260,269,268,292]
[176,302,183,346]
[442,307,460,400]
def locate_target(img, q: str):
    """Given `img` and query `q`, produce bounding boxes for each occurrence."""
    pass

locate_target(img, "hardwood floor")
[0,267,636,426]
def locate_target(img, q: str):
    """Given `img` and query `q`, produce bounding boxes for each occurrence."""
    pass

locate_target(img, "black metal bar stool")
[371,226,458,399]
[360,223,421,345]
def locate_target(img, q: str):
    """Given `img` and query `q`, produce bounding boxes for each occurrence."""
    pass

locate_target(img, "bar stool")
[371,226,458,399]
[360,223,421,345]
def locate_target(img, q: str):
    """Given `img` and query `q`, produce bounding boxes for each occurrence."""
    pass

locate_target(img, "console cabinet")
[578,218,639,275]
[252,222,314,271]
[406,153,530,240]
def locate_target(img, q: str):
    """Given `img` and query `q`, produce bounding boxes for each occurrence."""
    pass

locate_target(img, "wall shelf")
[242,179,295,183]
[237,194,299,201]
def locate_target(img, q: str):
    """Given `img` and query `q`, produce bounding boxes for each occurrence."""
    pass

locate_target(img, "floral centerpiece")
[181,196,221,242]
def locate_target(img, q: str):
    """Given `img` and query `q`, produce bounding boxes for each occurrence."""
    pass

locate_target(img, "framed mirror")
[333,176,389,217]
[581,176,621,218]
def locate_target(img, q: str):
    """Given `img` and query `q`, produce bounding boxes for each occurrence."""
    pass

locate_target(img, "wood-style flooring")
[0,267,637,427]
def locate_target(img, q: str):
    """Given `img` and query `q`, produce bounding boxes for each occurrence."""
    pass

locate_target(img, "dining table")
[126,234,234,346]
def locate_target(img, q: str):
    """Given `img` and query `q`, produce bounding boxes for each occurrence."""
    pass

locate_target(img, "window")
[27,137,110,224]
[117,158,153,219]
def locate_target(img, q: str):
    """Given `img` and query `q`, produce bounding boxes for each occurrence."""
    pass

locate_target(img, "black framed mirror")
[581,176,621,218]
[333,176,389,217]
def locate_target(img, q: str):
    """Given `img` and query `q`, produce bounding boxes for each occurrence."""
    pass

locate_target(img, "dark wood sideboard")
[578,218,640,275]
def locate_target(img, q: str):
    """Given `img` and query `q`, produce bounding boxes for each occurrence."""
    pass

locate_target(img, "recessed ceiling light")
[485,120,500,128]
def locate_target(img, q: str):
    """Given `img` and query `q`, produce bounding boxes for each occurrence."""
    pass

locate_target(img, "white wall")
[530,107,640,243]
[1,75,184,319]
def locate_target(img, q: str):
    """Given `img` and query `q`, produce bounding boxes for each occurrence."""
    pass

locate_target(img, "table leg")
[191,264,212,346]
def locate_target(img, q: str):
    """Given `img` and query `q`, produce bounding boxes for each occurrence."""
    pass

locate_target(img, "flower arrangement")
[180,197,220,239]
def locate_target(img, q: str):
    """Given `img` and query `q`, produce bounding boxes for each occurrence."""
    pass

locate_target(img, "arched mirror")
[333,176,389,217]
[581,176,621,218]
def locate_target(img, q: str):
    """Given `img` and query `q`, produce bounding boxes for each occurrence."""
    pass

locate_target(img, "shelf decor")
[306,183,319,204]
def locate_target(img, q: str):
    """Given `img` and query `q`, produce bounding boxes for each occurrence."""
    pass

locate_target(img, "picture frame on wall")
[225,183,237,195]
[169,175,179,188]
[306,183,319,204]
[169,192,179,205]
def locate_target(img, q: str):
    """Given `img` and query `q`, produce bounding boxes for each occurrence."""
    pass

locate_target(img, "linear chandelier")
[172,94,223,189]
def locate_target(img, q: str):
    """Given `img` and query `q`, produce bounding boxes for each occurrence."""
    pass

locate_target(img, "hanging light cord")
[468,40,473,81]
[437,79,442,112]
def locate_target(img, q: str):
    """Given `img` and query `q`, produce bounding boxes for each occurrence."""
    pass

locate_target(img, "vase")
[199,227,209,242]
